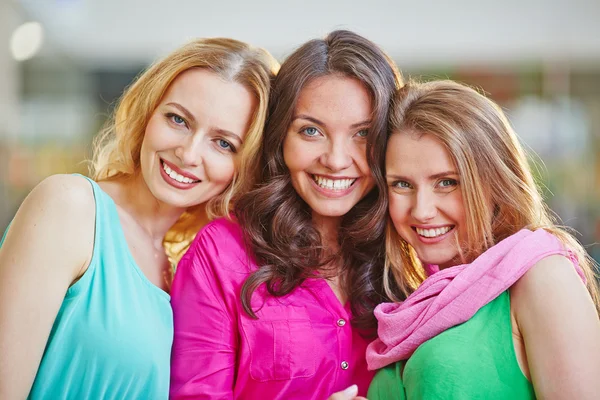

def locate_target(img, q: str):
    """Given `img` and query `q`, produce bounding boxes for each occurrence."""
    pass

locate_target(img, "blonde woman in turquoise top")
[356,81,600,399]
[0,38,277,399]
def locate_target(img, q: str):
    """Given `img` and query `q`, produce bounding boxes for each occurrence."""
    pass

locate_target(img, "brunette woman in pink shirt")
[170,30,404,399]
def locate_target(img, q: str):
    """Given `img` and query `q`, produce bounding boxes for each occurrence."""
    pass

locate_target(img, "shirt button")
[341,361,349,370]
[336,318,346,327]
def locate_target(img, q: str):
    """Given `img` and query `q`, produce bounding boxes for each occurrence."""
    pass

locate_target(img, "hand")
[328,385,368,400]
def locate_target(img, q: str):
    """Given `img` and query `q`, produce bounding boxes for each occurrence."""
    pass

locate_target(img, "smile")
[161,160,201,184]
[311,174,357,191]
[415,226,454,238]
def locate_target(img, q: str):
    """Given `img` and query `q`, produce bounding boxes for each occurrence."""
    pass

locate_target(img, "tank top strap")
[62,174,110,298]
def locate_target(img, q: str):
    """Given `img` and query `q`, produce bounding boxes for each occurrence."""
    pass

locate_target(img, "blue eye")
[167,113,187,127]
[439,179,458,188]
[302,127,320,137]
[356,129,368,138]
[217,139,236,152]
[394,180,412,189]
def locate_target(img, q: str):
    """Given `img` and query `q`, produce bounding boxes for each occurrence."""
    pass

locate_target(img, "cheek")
[139,134,153,173]
[388,195,410,229]
[449,192,466,223]
[142,116,163,149]
[336,140,369,178]
[140,121,170,168]
[283,134,311,173]
[354,144,374,185]
[145,113,184,146]
[283,133,302,171]
[354,143,369,169]
[204,154,236,184]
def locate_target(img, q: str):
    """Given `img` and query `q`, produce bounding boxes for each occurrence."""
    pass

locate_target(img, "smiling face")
[386,131,467,269]
[139,68,256,210]
[282,74,375,222]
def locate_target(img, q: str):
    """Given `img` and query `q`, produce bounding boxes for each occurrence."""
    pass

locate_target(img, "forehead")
[161,68,255,135]
[294,74,372,125]
[386,132,456,174]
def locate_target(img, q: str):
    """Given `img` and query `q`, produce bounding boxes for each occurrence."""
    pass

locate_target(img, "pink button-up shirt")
[170,218,374,399]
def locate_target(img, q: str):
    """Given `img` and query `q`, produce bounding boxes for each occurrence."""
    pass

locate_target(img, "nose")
[319,138,353,172]
[411,189,437,222]
[174,134,204,167]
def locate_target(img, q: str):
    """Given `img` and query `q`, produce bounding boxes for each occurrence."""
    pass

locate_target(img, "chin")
[151,186,195,209]
[419,254,460,268]
[155,193,188,208]
[312,203,356,218]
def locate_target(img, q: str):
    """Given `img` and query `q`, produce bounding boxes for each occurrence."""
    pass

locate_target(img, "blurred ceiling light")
[10,22,45,61]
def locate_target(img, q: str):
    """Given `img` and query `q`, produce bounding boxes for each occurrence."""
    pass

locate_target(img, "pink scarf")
[366,229,585,370]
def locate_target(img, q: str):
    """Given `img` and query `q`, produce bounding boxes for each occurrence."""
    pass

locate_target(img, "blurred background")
[1,0,600,259]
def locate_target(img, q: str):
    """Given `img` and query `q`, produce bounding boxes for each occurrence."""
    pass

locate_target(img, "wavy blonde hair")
[91,38,279,262]
[383,80,600,311]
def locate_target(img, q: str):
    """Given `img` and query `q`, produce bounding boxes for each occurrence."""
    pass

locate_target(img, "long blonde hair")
[91,38,279,261]
[383,80,600,311]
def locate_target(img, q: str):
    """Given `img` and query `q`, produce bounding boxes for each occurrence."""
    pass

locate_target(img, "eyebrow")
[292,114,372,129]
[216,129,243,144]
[166,102,196,124]
[386,171,459,180]
[167,102,243,144]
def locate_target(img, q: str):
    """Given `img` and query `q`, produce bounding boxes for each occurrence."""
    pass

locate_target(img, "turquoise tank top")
[368,291,535,399]
[1,175,173,399]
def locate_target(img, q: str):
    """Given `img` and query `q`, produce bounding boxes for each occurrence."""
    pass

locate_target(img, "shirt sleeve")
[170,224,239,399]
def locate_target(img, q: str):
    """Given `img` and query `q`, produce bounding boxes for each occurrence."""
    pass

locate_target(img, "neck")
[105,173,186,245]
[313,213,347,302]
[312,213,341,250]
[313,212,342,276]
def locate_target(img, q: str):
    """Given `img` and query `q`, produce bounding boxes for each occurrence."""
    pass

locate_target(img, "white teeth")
[162,161,198,184]
[312,175,356,191]
[415,226,452,238]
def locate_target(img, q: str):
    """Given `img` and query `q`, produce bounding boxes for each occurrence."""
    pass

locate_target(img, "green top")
[368,291,535,400]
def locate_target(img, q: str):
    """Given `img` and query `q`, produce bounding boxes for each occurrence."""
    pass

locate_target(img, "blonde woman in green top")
[332,80,600,399]
[369,81,600,399]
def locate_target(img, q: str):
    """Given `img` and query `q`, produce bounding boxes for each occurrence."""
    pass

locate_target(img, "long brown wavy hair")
[381,80,600,313]
[91,38,279,264]
[235,30,404,331]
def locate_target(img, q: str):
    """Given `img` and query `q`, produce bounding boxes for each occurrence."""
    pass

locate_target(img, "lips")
[311,174,357,191]
[411,225,456,244]
[306,172,362,199]
[415,226,453,238]
[159,159,202,190]
[161,159,201,183]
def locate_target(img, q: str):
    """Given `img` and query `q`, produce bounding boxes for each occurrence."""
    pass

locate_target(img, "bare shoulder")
[11,174,96,231]
[511,255,587,301]
[509,255,600,398]
[28,174,96,211]
[511,254,595,324]
[2,174,96,278]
